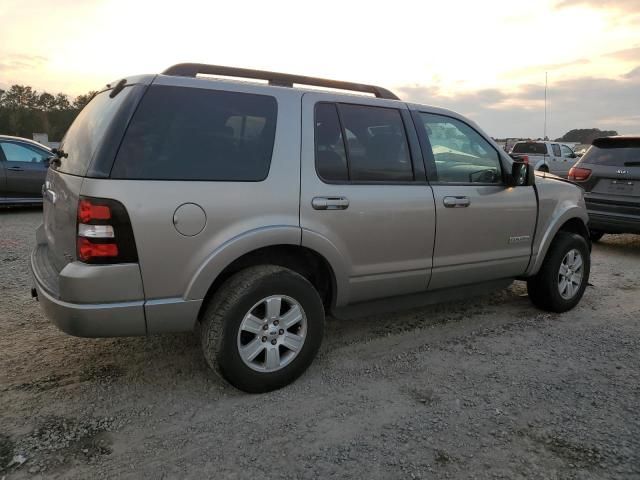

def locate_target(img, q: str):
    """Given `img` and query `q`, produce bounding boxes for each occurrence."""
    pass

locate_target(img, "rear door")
[549,143,563,175]
[0,141,49,198]
[300,93,435,305]
[413,110,537,290]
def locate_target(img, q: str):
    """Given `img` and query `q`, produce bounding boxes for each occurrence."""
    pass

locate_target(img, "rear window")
[58,86,139,176]
[111,85,277,181]
[581,139,640,166]
[512,143,547,155]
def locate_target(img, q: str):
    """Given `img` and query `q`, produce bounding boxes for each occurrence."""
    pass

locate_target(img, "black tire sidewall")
[216,269,324,393]
[538,233,590,312]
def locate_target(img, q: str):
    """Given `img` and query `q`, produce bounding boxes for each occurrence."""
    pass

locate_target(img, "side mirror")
[507,161,529,187]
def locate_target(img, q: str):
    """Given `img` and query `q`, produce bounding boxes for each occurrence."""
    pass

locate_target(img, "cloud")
[396,67,640,138]
[0,54,47,72]
[555,0,640,12]
[507,58,591,77]
[604,46,640,62]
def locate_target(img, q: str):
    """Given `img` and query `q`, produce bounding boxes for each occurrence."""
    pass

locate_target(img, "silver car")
[31,64,591,392]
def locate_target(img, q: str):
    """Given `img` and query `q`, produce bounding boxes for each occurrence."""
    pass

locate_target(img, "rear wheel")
[589,230,605,242]
[200,265,324,393]
[527,232,590,313]
[538,165,549,173]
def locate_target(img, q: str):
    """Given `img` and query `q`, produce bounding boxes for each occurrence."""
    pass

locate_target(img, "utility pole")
[544,72,548,140]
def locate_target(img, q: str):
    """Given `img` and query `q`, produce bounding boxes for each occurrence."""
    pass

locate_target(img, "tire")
[589,230,605,242]
[200,265,324,393]
[538,165,549,173]
[527,232,590,313]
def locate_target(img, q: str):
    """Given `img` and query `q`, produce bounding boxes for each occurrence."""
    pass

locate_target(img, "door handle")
[7,166,23,171]
[312,196,349,210]
[443,196,471,208]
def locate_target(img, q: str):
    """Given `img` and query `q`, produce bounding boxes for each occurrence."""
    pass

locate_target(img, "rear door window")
[314,103,348,181]
[551,144,561,156]
[111,85,277,181]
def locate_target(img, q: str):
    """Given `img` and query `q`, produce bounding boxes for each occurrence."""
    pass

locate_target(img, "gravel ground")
[1,208,639,479]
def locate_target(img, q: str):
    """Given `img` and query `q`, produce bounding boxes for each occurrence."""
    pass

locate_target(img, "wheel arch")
[526,208,590,276]
[194,244,339,322]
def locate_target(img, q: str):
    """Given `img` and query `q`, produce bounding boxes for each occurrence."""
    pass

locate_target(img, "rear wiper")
[48,148,68,167]
[624,161,640,166]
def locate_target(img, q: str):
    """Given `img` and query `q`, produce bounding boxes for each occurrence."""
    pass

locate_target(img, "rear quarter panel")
[80,79,304,303]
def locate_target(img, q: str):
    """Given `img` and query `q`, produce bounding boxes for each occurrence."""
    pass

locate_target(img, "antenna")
[544,72,548,140]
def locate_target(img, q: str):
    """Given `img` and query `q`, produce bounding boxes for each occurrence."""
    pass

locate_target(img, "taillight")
[76,196,138,264]
[568,167,592,181]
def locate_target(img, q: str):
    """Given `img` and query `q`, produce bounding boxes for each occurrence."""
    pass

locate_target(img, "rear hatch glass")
[511,143,547,155]
[57,86,140,176]
[44,85,144,272]
[580,138,640,167]
[583,138,640,198]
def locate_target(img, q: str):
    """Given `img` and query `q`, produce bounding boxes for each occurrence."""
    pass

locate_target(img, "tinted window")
[581,144,640,166]
[58,86,138,176]
[112,86,277,181]
[560,145,574,157]
[1,142,49,163]
[420,113,501,184]
[315,103,348,181]
[512,142,547,155]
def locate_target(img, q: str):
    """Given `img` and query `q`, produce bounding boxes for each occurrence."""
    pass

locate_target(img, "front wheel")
[527,232,590,313]
[200,265,325,393]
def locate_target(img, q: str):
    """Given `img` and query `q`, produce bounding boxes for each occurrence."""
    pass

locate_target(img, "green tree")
[73,91,97,110]
[38,92,57,112]
[555,129,618,144]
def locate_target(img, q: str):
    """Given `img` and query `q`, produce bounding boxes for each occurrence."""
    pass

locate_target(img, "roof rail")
[162,63,400,100]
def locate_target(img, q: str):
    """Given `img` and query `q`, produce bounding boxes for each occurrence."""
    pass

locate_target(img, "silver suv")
[31,64,591,392]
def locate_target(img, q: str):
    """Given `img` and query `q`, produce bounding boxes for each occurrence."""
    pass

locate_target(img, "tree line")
[0,85,97,142]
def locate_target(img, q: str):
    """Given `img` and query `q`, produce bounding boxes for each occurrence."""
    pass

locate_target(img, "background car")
[0,135,52,205]
[510,141,578,177]
[568,136,640,241]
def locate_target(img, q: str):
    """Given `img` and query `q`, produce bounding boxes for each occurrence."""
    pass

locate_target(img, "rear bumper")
[30,245,147,337]
[585,196,640,234]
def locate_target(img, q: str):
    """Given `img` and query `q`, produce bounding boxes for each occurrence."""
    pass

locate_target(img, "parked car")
[0,135,51,205]
[31,64,591,392]
[568,136,640,241]
[510,141,578,177]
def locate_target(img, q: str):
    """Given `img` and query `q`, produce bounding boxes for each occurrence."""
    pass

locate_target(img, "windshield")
[57,86,137,176]
[512,143,547,155]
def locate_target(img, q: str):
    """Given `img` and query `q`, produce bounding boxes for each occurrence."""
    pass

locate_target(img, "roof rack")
[162,63,400,100]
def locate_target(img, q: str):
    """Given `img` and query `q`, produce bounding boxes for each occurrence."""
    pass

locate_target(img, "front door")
[413,111,537,290]
[0,141,49,198]
[300,93,436,305]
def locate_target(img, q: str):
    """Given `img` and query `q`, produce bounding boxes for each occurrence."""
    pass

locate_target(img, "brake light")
[76,196,137,264]
[78,199,111,223]
[77,238,119,261]
[568,167,592,181]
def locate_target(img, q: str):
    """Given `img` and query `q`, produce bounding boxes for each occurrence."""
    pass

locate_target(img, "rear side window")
[111,85,277,181]
[512,143,547,155]
[315,103,348,181]
[581,139,640,166]
[314,102,413,182]
[551,144,561,156]
[1,142,49,163]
